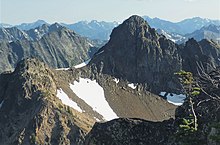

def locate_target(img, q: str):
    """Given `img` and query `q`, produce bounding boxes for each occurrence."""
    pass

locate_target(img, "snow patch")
[159,92,186,106]
[56,89,82,112]
[0,100,4,109]
[56,68,69,71]
[170,39,176,43]
[94,117,101,122]
[88,42,94,47]
[74,59,91,69]
[96,50,104,55]
[128,83,136,89]
[56,59,90,70]
[69,77,118,121]
[113,78,119,84]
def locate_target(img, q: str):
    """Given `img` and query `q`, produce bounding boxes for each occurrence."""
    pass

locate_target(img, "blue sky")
[1,0,220,24]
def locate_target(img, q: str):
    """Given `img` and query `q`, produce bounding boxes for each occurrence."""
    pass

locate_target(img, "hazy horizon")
[1,0,220,25]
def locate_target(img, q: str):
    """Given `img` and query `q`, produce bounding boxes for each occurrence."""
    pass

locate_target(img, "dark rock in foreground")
[85,118,175,145]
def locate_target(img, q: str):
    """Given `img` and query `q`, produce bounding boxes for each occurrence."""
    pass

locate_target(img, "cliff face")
[181,38,220,75]
[0,58,94,145]
[89,15,182,93]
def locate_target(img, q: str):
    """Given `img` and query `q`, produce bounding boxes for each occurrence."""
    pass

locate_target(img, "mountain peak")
[108,15,153,41]
[35,19,47,23]
[124,15,149,27]
[49,22,66,31]
[50,22,62,28]
[90,15,181,93]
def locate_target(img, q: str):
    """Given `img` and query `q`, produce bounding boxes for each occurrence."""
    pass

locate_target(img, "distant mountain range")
[62,20,119,40]
[185,24,220,43]
[0,23,103,73]
[0,20,118,41]
[143,16,220,34]
[1,16,219,41]
[15,20,49,30]
[0,23,12,28]
[157,24,220,44]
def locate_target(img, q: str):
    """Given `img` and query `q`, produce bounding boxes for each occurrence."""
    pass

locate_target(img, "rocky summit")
[89,15,182,94]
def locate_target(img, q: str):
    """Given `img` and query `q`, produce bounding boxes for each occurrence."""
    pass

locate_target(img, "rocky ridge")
[0,58,95,144]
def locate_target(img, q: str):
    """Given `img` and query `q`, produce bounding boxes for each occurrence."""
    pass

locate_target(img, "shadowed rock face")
[181,38,219,75]
[0,58,95,145]
[89,15,220,94]
[89,15,182,93]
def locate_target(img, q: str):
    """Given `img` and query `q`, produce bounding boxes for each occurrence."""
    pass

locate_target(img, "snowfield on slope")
[56,89,83,112]
[56,59,91,70]
[74,59,91,69]
[128,83,137,89]
[159,92,186,106]
[56,68,70,71]
[70,77,118,121]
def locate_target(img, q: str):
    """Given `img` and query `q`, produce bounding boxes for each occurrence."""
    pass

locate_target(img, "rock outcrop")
[181,38,220,74]
[85,118,175,145]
